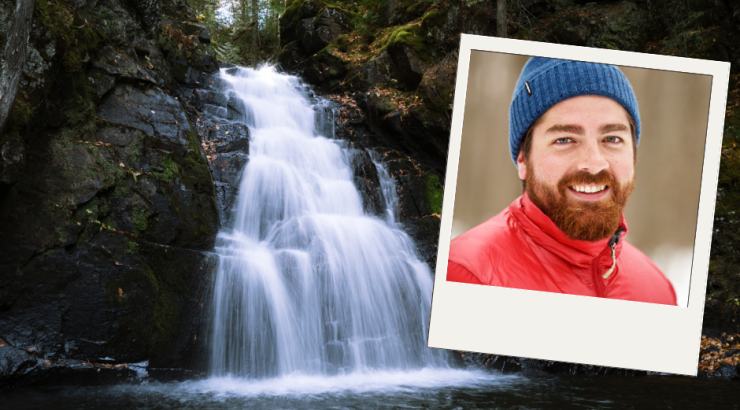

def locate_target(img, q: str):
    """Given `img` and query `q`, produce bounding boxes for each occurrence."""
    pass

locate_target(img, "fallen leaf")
[118,288,123,298]
[114,261,121,266]
[44,360,51,366]
[0,340,5,347]
[119,162,126,168]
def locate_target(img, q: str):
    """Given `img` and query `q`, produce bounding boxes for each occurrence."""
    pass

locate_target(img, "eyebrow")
[544,123,629,135]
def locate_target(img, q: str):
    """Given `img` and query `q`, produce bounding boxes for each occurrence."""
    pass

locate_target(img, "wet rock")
[0,344,38,383]
[91,0,142,47]
[92,46,159,85]
[87,71,117,101]
[129,0,161,34]
[348,147,385,217]
[97,84,192,146]
[714,364,739,379]
[0,0,222,391]
[401,215,441,270]
[0,135,26,186]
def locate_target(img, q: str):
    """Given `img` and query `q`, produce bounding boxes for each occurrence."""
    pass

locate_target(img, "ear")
[517,150,528,180]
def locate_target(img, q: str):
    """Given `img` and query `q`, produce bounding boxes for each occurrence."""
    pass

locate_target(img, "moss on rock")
[423,173,443,215]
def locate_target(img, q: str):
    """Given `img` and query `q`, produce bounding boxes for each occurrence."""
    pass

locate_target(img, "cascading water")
[209,66,448,379]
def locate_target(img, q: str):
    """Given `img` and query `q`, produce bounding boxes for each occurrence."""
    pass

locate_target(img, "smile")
[570,185,607,194]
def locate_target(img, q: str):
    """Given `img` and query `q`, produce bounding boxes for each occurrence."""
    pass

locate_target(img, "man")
[447,57,677,306]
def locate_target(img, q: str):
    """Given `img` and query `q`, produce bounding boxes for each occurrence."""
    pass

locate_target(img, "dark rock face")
[363,51,395,88]
[0,0,221,390]
[387,42,429,89]
[97,84,192,146]
[348,146,385,217]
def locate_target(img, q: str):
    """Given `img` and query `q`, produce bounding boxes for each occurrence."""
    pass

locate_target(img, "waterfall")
[209,66,447,378]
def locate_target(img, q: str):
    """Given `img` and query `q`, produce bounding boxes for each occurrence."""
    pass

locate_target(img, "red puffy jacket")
[447,193,677,305]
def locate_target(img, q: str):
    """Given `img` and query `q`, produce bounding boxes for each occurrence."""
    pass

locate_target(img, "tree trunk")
[251,0,258,67]
[496,0,507,38]
[0,0,35,137]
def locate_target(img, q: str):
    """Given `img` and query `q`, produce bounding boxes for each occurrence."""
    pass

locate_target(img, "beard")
[526,168,635,242]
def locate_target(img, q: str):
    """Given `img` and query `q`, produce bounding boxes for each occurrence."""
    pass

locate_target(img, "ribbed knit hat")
[509,57,640,165]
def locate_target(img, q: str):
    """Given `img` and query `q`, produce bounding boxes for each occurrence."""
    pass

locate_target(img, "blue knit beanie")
[509,57,641,165]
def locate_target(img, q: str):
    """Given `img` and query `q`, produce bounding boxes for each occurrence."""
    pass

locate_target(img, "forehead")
[534,95,631,133]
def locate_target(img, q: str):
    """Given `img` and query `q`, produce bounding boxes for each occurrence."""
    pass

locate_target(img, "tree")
[251,0,258,67]
[0,0,35,136]
[497,0,507,38]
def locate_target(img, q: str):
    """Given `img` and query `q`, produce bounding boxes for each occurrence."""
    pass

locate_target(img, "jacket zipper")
[592,228,626,298]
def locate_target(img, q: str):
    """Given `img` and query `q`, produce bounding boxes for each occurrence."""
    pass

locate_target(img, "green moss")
[153,156,180,181]
[5,94,35,136]
[375,96,398,113]
[424,173,443,214]
[101,215,117,229]
[56,227,68,243]
[112,184,132,199]
[421,10,444,31]
[384,24,433,63]
[133,207,151,232]
[124,237,138,254]
[280,0,307,44]
[89,142,124,188]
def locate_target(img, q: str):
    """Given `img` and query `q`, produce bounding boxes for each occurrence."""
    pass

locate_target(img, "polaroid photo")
[428,34,731,376]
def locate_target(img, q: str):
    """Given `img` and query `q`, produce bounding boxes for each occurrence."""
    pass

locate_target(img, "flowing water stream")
[208,65,449,384]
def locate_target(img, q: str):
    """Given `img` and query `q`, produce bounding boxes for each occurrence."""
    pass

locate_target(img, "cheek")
[611,154,635,182]
[532,156,569,185]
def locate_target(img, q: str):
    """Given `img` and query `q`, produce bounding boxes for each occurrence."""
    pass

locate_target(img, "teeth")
[573,185,606,193]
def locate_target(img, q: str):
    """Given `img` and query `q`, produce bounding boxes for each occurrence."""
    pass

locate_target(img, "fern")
[213,42,241,63]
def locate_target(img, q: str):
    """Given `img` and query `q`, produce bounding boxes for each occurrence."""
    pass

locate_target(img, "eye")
[604,136,623,144]
[554,137,573,145]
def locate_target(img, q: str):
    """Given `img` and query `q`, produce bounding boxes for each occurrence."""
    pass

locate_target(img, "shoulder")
[619,242,677,305]
[447,207,524,285]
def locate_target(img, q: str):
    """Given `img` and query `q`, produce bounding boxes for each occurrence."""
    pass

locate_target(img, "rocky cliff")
[0,0,221,388]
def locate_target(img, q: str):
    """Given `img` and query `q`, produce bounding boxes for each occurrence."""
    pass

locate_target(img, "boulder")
[419,51,457,113]
[295,7,354,60]
[280,0,327,46]
[277,40,305,70]
[301,46,350,87]
[363,51,396,88]
[387,42,430,89]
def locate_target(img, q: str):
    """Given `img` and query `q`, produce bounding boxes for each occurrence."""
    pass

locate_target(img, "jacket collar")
[510,192,628,268]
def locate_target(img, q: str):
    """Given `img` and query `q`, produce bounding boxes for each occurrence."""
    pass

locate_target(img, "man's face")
[517,95,636,242]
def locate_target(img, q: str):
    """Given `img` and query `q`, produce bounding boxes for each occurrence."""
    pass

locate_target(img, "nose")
[577,139,609,174]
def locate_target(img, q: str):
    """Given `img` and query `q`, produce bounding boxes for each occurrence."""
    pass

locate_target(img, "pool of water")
[3,368,739,409]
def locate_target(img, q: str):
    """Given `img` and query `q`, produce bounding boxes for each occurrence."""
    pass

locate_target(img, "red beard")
[527,169,635,242]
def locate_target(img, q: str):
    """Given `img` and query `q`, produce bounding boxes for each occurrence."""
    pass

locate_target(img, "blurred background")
[450,51,712,308]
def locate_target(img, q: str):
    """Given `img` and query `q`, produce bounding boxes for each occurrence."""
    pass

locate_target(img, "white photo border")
[427,34,731,376]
